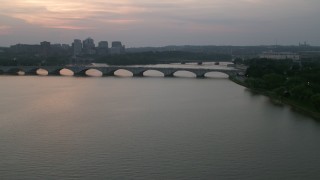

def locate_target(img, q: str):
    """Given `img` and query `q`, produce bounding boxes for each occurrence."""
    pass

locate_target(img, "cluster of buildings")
[9,38,126,57]
[72,38,125,57]
[258,51,320,62]
[10,41,71,56]
[257,43,314,61]
[259,52,300,61]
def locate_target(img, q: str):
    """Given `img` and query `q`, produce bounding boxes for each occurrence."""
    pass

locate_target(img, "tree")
[311,94,320,111]
[290,84,313,101]
[262,73,286,90]
[234,58,243,64]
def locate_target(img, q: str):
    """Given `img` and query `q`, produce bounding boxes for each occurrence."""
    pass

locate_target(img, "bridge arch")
[59,68,74,76]
[20,67,49,76]
[113,69,133,77]
[204,71,229,78]
[7,67,25,75]
[20,67,37,75]
[76,68,103,77]
[142,69,164,77]
[173,70,197,78]
[36,68,49,76]
[85,68,103,77]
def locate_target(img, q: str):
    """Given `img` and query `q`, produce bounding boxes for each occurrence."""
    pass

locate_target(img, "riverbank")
[230,76,320,120]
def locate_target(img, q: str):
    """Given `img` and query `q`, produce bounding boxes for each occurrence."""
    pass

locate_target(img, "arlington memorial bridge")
[0,65,243,78]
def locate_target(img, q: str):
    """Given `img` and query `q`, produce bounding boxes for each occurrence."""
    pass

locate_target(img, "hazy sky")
[0,0,319,47]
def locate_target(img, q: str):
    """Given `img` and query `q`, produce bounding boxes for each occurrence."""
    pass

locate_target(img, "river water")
[1,67,320,179]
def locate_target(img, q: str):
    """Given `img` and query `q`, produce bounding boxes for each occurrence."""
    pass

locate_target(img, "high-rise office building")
[97,41,108,55]
[110,41,125,54]
[83,38,95,49]
[83,37,96,55]
[112,41,122,48]
[73,39,82,56]
[40,41,51,56]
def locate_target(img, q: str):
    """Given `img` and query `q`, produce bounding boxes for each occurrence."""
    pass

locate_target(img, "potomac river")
[1,63,320,179]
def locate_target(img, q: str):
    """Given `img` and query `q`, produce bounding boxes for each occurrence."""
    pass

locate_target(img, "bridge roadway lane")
[0,65,242,78]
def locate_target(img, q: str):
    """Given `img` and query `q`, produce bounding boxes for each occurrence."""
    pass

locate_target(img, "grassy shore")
[229,76,320,120]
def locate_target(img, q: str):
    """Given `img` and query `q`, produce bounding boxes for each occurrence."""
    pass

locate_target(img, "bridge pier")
[24,72,38,76]
[74,72,87,76]
[100,68,115,77]
[102,72,115,77]
[132,71,145,77]
[193,70,206,78]
[42,67,61,76]
[163,69,176,77]
[133,73,144,77]
[164,73,174,77]
[23,68,39,75]
[47,70,62,76]
[129,68,145,77]
[196,74,206,78]
[101,73,111,77]
[7,68,24,75]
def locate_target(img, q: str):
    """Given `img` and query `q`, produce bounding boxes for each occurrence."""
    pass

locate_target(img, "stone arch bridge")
[0,66,242,78]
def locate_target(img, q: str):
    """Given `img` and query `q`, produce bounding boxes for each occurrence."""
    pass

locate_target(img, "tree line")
[241,58,320,112]
[0,50,231,66]
[96,51,231,65]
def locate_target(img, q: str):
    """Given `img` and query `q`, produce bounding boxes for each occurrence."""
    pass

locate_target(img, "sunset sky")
[0,0,319,47]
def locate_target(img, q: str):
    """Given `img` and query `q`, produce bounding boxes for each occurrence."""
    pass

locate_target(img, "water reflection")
[1,76,320,179]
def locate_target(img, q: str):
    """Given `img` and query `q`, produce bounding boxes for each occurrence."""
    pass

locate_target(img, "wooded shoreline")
[230,76,320,120]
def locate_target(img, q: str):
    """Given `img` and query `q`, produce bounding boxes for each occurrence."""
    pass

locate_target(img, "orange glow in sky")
[0,0,142,29]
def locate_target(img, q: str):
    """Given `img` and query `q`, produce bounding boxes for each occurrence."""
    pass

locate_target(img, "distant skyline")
[0,0,320,47]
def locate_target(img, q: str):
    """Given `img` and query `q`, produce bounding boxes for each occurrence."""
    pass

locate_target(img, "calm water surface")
[1,74,320,179]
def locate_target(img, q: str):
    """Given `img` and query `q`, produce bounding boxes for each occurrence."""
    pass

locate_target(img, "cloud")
[1,0,319,30]
[0,25,11,35]
[0,0,319,46]
[0,0,268,28]
[0,0,144,29]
